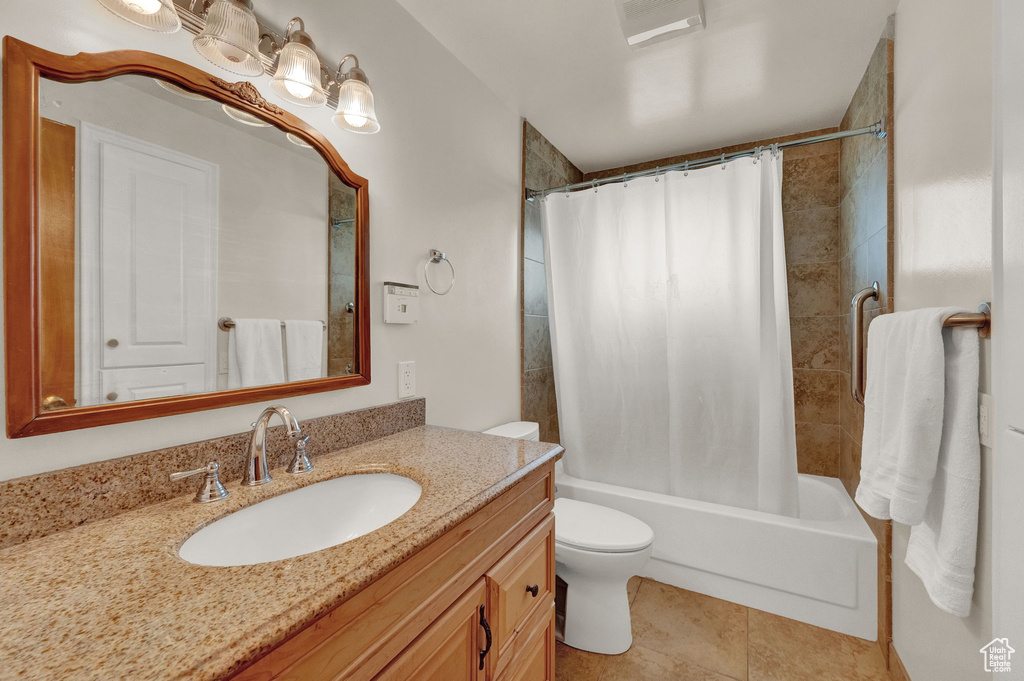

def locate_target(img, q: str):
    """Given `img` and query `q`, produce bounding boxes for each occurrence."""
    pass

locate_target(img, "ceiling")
[395,0,898,173]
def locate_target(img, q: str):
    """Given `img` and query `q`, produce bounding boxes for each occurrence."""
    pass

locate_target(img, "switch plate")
[980,392,993,448]
[398,361,416,399]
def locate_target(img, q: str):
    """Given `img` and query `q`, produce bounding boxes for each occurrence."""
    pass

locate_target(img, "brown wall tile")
[796,422,841,476]
[783,207,840,265]
[782,154,840,212]
[794,369,840,424]
[524,315,553,371]
[788,262,840,316]
[524,258,548,316]
[791,316,841,370]
[524,197,544,263]
[523,367,556,424]
[840,149,889,256]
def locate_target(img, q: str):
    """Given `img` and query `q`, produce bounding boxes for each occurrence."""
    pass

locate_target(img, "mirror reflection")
[36,74,358,410]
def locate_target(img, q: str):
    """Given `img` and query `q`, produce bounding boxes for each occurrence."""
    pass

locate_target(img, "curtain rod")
[527,121,886,200]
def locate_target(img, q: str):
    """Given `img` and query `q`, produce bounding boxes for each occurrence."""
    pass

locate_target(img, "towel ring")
[425,249,456,295]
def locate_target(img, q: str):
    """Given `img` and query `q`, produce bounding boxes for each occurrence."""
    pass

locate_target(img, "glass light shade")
[193,0,263,77]
[156,79,209,101]
[221,104,271,127]
[270,41,327,107]
[332,78,380,134]
[286,132,313,149]
[96,0,181,33]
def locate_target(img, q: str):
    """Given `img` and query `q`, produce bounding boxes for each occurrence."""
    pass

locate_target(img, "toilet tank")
[482,421,540,441]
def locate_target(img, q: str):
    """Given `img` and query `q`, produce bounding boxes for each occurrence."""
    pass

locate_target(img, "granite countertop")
[0,426,562,681]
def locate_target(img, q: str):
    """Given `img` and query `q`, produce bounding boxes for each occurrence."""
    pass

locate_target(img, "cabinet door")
[374,578,490,681]
[498,604,555,681]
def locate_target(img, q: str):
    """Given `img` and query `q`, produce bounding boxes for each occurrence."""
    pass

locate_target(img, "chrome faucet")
[244,405,303,486]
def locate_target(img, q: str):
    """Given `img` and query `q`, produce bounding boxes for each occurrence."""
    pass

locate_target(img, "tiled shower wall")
[837,26,896,661]
[521,122,583,443]
[586,133,845,478]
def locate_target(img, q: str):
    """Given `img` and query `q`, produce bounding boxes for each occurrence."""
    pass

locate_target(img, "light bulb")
[123,0,162,14]
[96,0,180,32]
[283,65,314,99]
[343,112,369,127]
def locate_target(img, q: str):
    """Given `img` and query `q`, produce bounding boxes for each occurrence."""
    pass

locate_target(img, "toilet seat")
[554,498,654,554]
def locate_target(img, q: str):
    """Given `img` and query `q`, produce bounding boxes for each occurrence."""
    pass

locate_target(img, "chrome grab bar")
[850,282,880,405]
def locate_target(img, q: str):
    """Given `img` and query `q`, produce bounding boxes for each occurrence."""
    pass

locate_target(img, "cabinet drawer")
[486,515,554,668]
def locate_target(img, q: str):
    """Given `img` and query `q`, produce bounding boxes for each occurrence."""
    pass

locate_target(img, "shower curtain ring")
[654,166,661,182]
[683,161,689,177]
[721,153,727,170]
[592,181,598,193]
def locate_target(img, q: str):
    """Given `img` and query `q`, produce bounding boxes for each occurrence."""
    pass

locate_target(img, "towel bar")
[849,283,991,405]
[217,317,326,331]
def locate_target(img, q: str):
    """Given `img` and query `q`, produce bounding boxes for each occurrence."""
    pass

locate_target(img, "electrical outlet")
[398,361,416,399]
[980,393,993,448]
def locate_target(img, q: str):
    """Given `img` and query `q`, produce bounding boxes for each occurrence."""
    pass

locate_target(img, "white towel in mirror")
[227,319,285,389]
[284,320,324,381]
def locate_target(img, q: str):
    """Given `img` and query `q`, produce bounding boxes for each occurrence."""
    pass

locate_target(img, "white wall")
[0,0,523,480]
[891,0,994,678]
[991,0,1024,676]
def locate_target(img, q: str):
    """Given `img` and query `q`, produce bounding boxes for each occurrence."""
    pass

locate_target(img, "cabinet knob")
[106,392,118,402]
[107,338,119,348]
[526,584,539,598]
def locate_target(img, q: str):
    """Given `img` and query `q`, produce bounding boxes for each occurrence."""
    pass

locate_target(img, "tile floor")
[556,577,891,681]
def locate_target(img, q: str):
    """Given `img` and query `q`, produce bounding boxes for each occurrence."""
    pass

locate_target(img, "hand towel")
[905,326,981,617]
[284,320,324,382]
[227,319,285,389]
[855,307,963,524]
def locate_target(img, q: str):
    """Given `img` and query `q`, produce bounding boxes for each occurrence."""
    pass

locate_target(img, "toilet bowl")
[482,421,654,655]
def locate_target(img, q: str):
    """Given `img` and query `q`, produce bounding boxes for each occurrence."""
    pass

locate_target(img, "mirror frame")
[2,37,371,438]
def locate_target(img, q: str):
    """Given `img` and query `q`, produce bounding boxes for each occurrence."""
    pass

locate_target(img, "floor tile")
[747,608,889,681]
[627,576,642,604]
[556,641,607,681]
[600,644,736,681]
[630,579,748,680]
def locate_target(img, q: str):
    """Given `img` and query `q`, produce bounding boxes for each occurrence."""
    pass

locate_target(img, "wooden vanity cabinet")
[232,461,556,681]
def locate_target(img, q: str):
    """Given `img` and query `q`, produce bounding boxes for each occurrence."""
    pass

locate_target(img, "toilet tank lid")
[482,421,540,440]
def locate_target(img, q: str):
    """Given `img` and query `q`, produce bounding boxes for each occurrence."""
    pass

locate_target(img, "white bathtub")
[555,463,877,640]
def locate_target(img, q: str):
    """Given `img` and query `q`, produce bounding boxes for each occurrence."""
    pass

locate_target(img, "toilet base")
[555,542,652,655]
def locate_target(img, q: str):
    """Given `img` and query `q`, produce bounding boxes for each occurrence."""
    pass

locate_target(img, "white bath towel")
[284,320,324,381]
[227,319,285,389]
[855,307,963,525]
[905,326,981,617]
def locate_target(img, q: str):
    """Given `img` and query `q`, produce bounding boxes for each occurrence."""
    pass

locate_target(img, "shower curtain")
[541,153,799,516]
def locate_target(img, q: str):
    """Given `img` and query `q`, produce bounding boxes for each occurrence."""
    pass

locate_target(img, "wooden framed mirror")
[3,37,370,438]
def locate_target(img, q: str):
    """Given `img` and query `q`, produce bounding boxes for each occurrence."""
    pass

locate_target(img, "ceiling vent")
[614,0,706,48]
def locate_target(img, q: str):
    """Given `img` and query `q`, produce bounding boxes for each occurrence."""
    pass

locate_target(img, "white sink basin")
[178,473,422,566]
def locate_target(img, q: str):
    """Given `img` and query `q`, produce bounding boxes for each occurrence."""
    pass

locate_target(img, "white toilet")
[482,422,654,656]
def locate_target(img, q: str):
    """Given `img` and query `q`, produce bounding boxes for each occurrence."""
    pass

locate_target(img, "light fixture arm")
[334,54,369,86]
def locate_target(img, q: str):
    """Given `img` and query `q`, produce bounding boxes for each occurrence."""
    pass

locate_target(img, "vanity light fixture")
[269,18,327,107]
[95,0,182,33]
[193,0,263,77]
[331,55,380,134]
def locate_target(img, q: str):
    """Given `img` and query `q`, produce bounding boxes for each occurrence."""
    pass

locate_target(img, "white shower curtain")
[542,154,799,516]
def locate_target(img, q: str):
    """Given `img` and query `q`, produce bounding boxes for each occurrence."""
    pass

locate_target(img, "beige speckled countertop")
[0,426,562,681]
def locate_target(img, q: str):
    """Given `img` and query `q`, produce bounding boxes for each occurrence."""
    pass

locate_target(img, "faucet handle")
[287,435,314,474]
[170,461,230,503]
